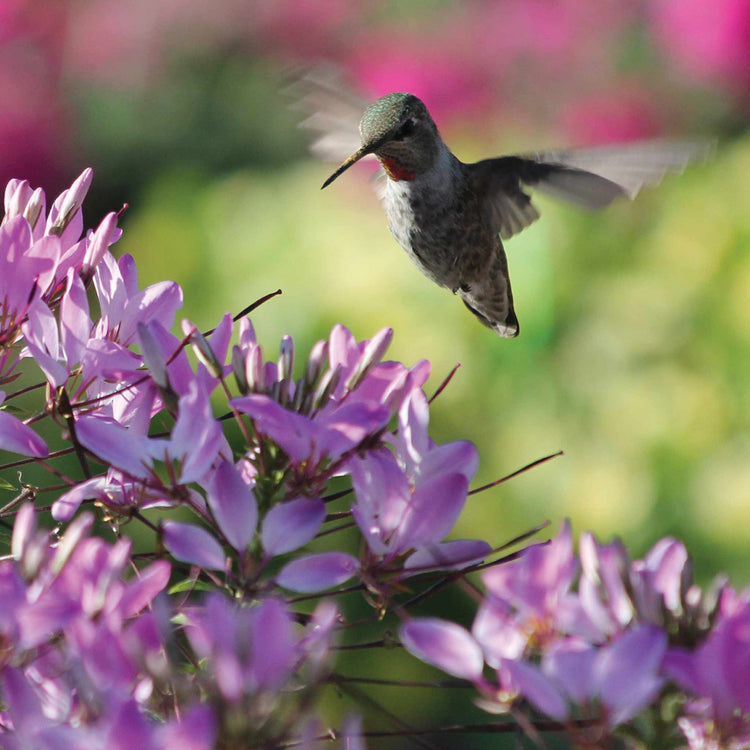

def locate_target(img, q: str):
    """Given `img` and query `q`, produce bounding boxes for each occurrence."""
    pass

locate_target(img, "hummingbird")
[296,77,710,337]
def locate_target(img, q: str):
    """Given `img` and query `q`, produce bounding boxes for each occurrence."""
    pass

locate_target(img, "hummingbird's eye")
[393,118,417,141]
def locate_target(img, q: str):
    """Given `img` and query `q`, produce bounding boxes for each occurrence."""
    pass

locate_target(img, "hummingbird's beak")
[321,145,371,189]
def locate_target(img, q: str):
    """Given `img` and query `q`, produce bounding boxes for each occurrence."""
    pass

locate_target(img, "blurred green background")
[2,0,748,743]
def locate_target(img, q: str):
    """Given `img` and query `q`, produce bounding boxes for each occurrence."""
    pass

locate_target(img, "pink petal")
[261,496,325,556]
[206,460,257,553]
[120,560,172,616]
[156,705,217,750]
[75,415,154,479]
[400,618,484,681]
[277,552,359,593]
[542,640,597,704]
[594,625,667,725]
[404,539,491,572]
[60,270,90,365]
[0,404,48,458]
[392,472,468,551]
[504,659,569,721]
[51,476,106,521]
[162,521,225,571]
[250,598,294,689]
[233,394,314,463]
[120,280,183,344]
[420,440,479,482]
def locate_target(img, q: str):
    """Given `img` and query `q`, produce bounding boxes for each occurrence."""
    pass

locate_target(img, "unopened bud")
[81,212,119,278]
[344,327,393,391]
[232,345,249,394]
[278,335,294,381]
[245,345,264,392]
[312,364,342,410]
[304,339,329,388]
[24,188,46,232]
[4,180,32,221]
[54,168,93,234]
[188,326,223,379]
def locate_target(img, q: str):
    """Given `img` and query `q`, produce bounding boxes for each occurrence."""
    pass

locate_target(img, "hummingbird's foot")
[452,283,471,295]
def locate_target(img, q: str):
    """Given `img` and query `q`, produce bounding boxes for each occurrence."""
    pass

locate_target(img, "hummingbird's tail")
[458,248,519,338]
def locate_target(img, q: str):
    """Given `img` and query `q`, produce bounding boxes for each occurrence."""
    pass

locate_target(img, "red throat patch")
[380,156,416,182]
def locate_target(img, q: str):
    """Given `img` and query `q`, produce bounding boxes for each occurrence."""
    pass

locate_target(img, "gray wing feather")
[474,140,713,240]
[286,68,385,195]
[533,140,714,201]
[286,68,369,163]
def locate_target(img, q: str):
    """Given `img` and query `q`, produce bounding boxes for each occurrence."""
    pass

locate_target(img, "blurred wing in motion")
[286,68,388,196]
[471,140,714,240]
[286,68,368,164]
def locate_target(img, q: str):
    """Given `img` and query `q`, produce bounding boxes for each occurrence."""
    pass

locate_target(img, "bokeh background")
[2,0,748,744]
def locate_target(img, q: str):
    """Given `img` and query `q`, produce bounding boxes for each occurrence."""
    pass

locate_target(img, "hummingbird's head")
[322,93,440,188]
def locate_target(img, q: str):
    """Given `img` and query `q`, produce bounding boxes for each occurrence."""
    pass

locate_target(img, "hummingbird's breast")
[381,151,498,291]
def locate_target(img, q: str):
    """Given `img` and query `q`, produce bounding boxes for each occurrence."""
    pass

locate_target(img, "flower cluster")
[401,522,750,748]
[0,171,485,746]
[1,172,747,748]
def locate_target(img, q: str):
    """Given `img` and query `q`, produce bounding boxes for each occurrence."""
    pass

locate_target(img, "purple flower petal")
[420,440,479,482]
[1,217,53,313]
[60,269,90,365]
[10,503,37,562]
[641,537,689,613]
[277,552,359,593]
[350,449,411,552]
[400,618,484,681]
[339,714,366,750]
[48,167,92,247]
[594,625,667,725]
[233,394,314,463]
[504,659,569,721]
[75,415,155,480]
[404,539,491,572]
[162,521,226,571]
[328,324,358,372]
[261,496,325,556]
[51,476,106,521]
[397,389,431,470]
[22,296,68,388]
[0,395,48,458]
[391,472,469,551]
[206,460,257,553]
[167,380,224,484]
[250,598,294,690]
[542,640,597,704]
[104,700,154,747]
[472,597,530,664]
[316,401,390,459]
[81,211,119,276]
[119,280,183,345]
[156,705,217,750]
[120,560,172,616]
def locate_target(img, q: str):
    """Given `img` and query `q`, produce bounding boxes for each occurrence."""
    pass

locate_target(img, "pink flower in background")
[349,34,491,125]
[559,87,663,145]
[652,0,750,88]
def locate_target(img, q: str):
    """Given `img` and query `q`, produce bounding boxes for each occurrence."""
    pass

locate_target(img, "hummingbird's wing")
[286,68,388,196]
[472,140,712,240]
[286,68,365,162]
